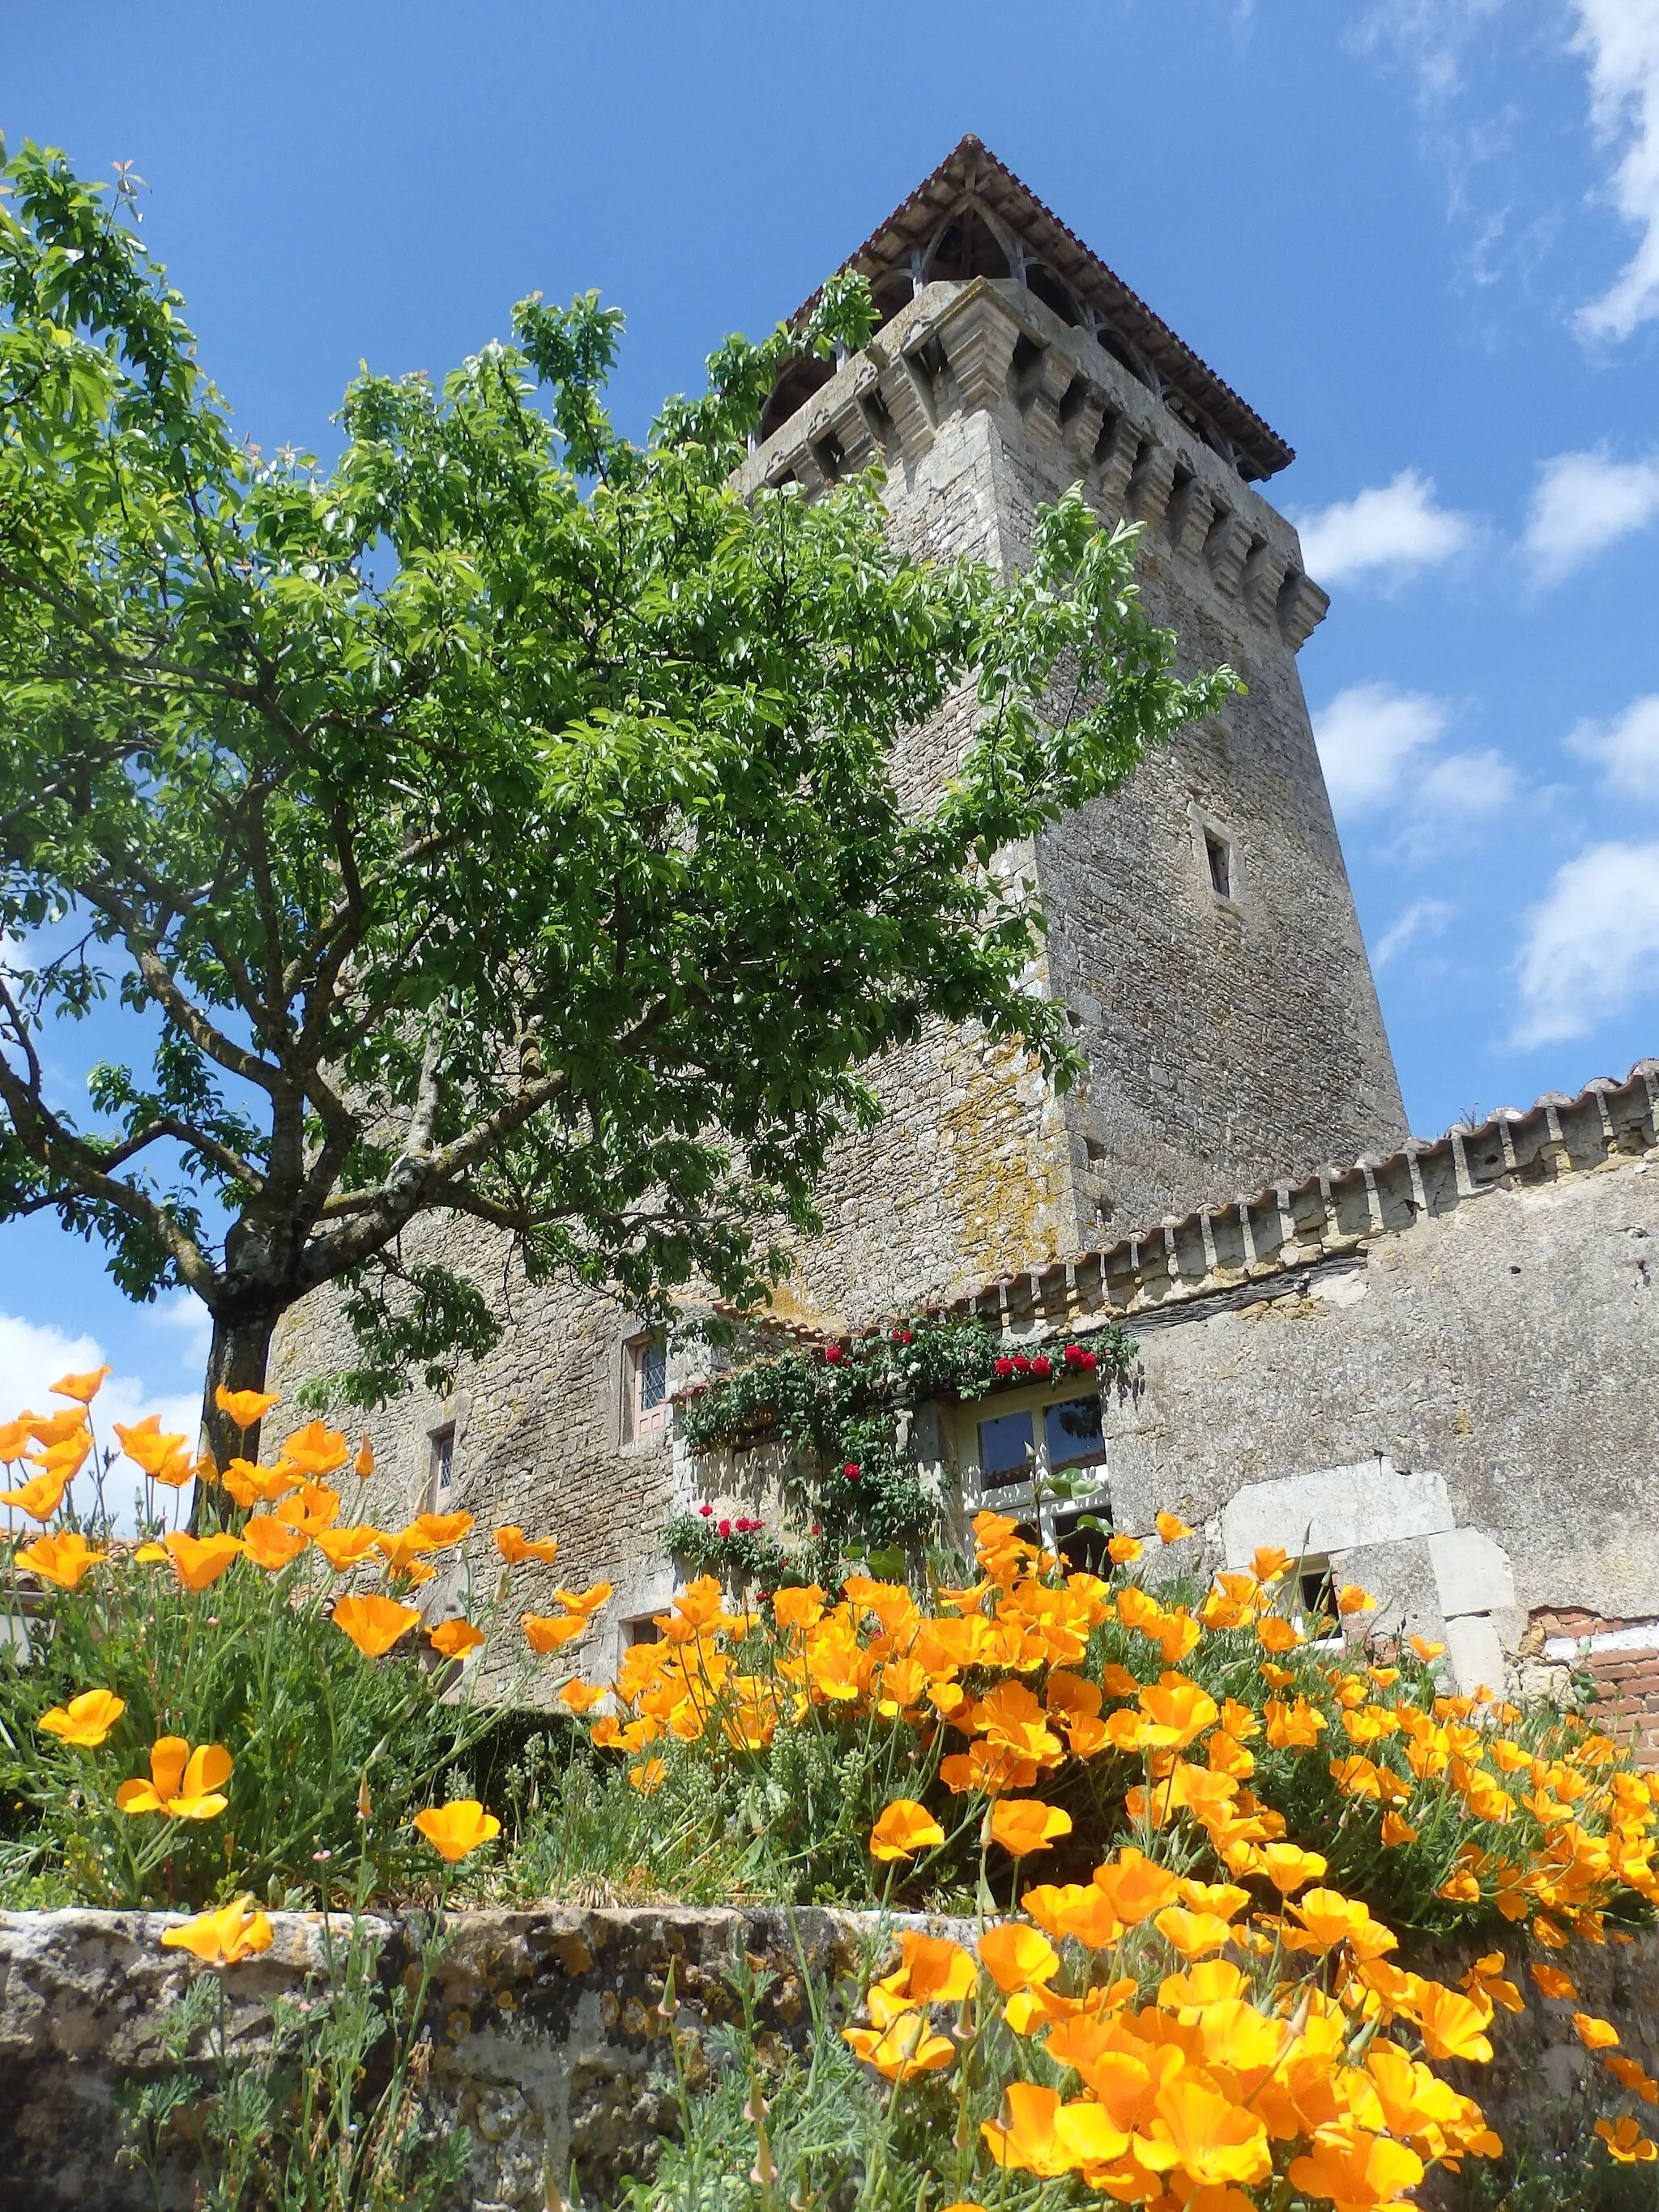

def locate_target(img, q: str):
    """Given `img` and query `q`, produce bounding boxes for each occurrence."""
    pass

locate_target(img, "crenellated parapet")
[736,275,1330,654]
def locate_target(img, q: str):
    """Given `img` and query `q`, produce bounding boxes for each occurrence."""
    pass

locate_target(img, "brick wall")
[1531,1609,1659,1768]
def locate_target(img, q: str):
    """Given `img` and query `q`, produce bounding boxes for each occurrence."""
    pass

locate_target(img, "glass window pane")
[1044,1396,1104,1469]
[638,1339,667,1412]
[978,1409,1035,1481]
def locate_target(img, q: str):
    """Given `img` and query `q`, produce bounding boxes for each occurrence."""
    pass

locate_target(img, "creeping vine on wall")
[664,1315,1137,1589]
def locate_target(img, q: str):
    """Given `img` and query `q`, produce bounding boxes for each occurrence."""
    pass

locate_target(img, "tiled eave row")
[949,1061,1659,1344]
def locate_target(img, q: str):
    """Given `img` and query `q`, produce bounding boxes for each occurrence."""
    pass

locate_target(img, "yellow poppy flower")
[164,1531,244,1591]
[868,1799,945,1862]
[38,1688,126,1748]
[161,1897,273,1964]
[412,1799,501,1861]
[15,1531,105,1588]
[116,1737,232,1819]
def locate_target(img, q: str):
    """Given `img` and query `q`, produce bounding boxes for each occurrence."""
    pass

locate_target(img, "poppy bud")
[994,1357,1014,1379]
[1031,1355,1051,1380]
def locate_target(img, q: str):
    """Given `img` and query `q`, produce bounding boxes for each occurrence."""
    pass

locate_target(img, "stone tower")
[739,137,1408,1324]
[268,140,1410,1624]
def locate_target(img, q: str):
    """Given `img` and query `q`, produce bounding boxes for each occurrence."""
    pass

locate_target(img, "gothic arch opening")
[923,207,1012,283]
[1025,262,1080,326]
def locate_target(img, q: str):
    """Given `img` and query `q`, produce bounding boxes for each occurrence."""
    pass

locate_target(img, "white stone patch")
[1308,1269,1369,1309]
[1221,1459,1454,1566]
[1444,1613,1508,1698]
[1428,1528,1518,1618]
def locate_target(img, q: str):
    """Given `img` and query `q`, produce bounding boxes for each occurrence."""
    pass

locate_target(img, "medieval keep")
[269,140,1659,1754]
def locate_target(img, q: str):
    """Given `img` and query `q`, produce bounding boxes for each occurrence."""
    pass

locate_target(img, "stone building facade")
[267,143,1659,1737]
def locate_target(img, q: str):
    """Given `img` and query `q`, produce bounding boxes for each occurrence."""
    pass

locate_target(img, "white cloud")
[1295,470,1477,586]
[1522,448,1659,582]
[1374,896,1455,967]
[1572,0,1659,341]
[0,1311,203,1528]
[1314,683,1450,812]
[1569,693,1659,801]
[1512,838,1659,1044]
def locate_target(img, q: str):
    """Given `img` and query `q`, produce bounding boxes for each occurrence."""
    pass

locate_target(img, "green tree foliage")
[0,143,1237,1464]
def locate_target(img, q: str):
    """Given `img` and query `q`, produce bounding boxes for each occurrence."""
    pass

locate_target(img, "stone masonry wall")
[3,1905,1654,2212]
[944,1063,1659,1731]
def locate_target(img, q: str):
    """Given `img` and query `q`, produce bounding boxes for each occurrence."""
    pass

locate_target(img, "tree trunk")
[195,1308,281,1517]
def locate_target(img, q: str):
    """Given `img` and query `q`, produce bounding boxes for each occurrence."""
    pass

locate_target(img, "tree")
[0,145,1236,1471]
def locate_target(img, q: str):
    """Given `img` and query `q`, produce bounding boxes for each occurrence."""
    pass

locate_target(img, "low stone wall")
[2,1906,1656,2209]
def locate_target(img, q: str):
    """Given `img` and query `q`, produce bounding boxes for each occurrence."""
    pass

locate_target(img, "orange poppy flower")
[495,1525,560,1566]
[1595,2118,1658,2165]
[989,1798,1072,1858]
[353,1435,374,1478]
[1380,1811,1418,1847]
[1092,1847,1180,1926]
[558,1681,608,1714]
[1153,1905,1236,1958]
[980,2083,1074,2175]
[1605,2056,1659,2102]
[49,1364,112,1404]
[374,1526,439,1572]
[15,1531,105,1588]
[523,1612,586,1653]
[1530,1963,1576,2000]
[1290,2131,1424,2208]
[1,1468,70,1520]
[275,1477,341,1532]
[220,1458,295,1509]
[553,1580,613,1618]
[275,1418,349,1478]
[1415,1984,1494,2063]
[412,1798,501,1861]
[35,1430,93,1481]
[868,1799,945,1862]
[333,1593,420,1656]
[1258,1843,1328,1894]
[214,1385,281,1430]
[629,1758,667,1794]
[164,1531,244,1591]
[1575,2012,1621,2052]
[411,1510,474,1548]
[845,2013,957,2085]
[0,1415,33,1460]
[27,1406,91,1448]
[150,1444,198,1490]
[428,1617,486,1660]
[241,1517,309,1571]
[1154,1509,1194,1542]
[116,1737,232,1819]
[161,1896,274,1964]
[311,1524,385,1571]
[977,1922,1060,1993]
[113,1415,190,1477]
[38,1688,126,1748]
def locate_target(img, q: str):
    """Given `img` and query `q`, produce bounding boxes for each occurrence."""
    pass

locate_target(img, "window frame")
[423,1421,456,1515]
[952,1382,1111,1557]
[622,1331,669,1447]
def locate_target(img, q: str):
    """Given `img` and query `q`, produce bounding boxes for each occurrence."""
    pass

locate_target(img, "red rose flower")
[1031,1355,1052,1380]
[718,1518,732,1537]
[994,1357,1014,1379]
[1012,1354,1031,1375]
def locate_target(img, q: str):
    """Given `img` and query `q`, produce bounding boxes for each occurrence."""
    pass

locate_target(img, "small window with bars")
[624,1333,668,1443]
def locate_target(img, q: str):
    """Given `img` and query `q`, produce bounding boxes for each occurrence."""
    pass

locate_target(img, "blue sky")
[2,0,1657,1430]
